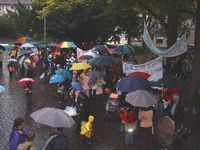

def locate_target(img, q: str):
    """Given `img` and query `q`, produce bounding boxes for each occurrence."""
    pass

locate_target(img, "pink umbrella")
[18,78,35,85]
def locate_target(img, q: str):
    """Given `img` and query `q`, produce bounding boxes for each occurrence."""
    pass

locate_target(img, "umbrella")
[49,74,65,83]
[20,43,38,54]
[17,36,32,43]
[114,44,134,54]
[84,50,98,58]
[55,69,72,79]
[117,75,151,92]
[125,90,157,108]
[18,78,35,85]
[91,45,108,54]
[0,85,5,93]
[8,58,17,62]
[89,56,117,66]
[156,116,175,145]
[128,72,151,79]
[70,62,91,70]
[30,107,75,128]
[57,41,76,49]
[79,55,93,60]
[71,81,84,91]
[4,44,15,51]
[86,70,104,78]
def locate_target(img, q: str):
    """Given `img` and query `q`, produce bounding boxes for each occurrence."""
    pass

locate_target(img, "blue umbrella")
[0,85,5,93]
[89,56,117,66]
[114,44,134,54]
[49,74,65,83]
[117,75,151,92]
[71,81,84,91]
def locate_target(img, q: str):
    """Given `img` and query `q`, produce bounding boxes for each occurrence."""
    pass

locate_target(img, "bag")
[119,107,137,124]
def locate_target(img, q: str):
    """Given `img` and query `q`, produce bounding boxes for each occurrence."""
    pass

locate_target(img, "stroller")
[105,93,119,116]
[155,116,191,150]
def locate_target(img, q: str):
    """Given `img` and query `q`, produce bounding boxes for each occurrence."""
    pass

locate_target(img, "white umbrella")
[21,43,38,54]
[30,107,75,128]
[8,58,17,62]
[125,90,157,108]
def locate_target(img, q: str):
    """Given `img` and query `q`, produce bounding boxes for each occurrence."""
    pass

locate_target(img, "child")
[80,115,95,145]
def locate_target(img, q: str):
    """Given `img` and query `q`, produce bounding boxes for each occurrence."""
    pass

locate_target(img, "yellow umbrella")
[70,62,91,70]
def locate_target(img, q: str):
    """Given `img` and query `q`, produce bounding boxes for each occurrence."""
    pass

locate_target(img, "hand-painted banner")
[123,56,163,81]
[143,23,188,57]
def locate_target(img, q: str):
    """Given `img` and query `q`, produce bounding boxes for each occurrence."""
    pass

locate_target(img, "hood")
[88,115,95,123]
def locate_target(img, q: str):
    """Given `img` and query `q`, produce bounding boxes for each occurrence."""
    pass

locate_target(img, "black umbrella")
[89,56,117,66]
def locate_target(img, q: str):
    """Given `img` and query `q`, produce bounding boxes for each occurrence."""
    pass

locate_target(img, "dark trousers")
[25,93,33,105]
[0,61,2,69]
[9,71,14,79]
[140,127,154,150]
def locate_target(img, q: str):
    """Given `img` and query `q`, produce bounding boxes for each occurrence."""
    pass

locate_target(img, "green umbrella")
[114,44,134,54]
[55,69,72,79]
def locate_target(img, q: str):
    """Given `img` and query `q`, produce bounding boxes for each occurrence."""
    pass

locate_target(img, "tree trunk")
[127,33,132,44]
[190,0,200,104]
[167,13,179,47]
[165,13,179,70]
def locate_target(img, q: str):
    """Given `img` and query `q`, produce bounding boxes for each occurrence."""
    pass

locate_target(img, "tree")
[134,0,195,47]
[190,0,200,105]
[7,3,44,40]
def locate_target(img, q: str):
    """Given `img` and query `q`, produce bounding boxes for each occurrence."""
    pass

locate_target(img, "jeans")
[125,131,134,145]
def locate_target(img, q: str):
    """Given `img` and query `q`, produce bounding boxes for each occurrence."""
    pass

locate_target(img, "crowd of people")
[0,41,194,150]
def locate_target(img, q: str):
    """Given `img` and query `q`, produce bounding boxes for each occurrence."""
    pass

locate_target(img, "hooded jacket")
[80,115,95,138]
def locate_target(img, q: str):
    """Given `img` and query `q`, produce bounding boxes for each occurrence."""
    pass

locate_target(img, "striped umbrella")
[56,41,76,49]
[17,36,32,43]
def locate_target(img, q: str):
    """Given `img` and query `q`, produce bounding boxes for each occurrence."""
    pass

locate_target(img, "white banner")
[143,23,188,57]
[76,47,88,58]
[122,57,163,81]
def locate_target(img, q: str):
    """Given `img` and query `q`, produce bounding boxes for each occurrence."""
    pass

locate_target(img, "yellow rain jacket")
[80,115,95,138]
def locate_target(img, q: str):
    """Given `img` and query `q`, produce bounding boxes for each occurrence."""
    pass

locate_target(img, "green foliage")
[6,3,44,40]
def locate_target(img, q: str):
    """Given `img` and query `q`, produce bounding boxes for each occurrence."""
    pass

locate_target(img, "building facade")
[0,0,32,16]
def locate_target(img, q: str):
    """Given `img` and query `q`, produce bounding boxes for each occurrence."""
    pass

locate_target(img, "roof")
[0,0,32,5]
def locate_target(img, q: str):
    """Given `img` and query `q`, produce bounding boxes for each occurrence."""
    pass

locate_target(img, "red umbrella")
[128,72,151,79]
[18,78,35,85]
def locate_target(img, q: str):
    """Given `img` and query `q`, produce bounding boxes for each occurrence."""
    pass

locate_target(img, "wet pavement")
[0,52,200,150]
[0,53,137,150]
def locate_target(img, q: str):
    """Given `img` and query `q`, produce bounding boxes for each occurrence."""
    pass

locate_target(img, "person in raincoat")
[80,115,95,145]
[8,117,28,150]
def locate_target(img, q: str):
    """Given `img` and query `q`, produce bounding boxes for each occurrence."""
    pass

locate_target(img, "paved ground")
[0,52,200,150]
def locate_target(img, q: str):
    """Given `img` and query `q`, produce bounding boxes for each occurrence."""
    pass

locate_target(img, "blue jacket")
[9,128,28,150]
[45,133,69,150]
